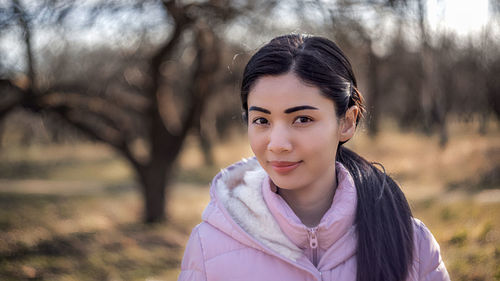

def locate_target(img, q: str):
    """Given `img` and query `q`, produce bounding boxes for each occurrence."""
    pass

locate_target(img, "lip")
[269,161,302,174]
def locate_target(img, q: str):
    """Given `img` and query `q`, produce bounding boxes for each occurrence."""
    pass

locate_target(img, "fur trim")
[215,158,303,261]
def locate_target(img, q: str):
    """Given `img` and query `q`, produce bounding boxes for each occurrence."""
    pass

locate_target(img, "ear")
[339,106,359,142]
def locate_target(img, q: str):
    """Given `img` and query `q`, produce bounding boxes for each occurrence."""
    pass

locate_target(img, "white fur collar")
[214,157,303,261]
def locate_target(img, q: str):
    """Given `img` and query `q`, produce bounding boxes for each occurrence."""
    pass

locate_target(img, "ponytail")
[337,146,414,281]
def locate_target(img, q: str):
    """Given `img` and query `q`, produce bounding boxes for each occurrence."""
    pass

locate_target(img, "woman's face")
[247,73,350,192]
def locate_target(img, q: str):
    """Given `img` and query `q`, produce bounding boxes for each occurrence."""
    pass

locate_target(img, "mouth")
[268,161,302,174]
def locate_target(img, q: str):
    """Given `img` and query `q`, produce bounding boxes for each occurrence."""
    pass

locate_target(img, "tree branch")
[42,88,145,120]
[150,0,193,101]
[180,25,220,139]
[0,79,26,120]
[12,0,36,91]
[50,104,143,170]
[144,0,196,163]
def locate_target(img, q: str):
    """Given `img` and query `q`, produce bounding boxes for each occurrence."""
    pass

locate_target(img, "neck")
[277,169,337,228]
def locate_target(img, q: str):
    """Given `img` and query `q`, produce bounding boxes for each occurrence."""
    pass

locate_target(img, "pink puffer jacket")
[178,158,450,281]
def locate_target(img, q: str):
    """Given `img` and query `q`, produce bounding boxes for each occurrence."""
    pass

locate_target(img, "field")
[0,119,499,281]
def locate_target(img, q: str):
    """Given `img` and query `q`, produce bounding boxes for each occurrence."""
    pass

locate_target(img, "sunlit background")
[0,0,499,280]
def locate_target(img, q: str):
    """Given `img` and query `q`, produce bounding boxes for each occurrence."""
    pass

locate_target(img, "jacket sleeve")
[178,224,207,281]
[415,220,450,281]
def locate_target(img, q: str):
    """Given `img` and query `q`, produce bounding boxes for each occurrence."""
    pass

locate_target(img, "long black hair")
[240,34,414,281]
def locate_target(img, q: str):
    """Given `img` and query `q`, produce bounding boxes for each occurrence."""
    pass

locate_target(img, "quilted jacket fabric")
[178,158,450,281]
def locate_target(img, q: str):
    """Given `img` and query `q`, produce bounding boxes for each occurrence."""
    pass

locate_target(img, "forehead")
[248,73,333,110]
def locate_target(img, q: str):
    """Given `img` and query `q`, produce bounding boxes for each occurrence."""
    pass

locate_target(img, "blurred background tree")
[0,0,275,222]
[0,0,499,223]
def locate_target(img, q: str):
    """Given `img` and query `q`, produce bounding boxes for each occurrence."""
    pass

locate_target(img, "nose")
[267,124,292,153]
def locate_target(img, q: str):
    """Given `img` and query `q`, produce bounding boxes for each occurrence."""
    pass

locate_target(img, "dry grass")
[0,185,196,281]
[0,119,499,280]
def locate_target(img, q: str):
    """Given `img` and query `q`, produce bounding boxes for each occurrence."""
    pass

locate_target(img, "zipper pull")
[308,228,318,249]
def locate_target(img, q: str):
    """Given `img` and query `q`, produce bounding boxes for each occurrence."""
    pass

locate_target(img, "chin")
[268,174,303,190]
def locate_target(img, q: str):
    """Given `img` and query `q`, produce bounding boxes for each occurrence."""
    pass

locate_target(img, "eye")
[252,117,269,125]
[293,116,313,124]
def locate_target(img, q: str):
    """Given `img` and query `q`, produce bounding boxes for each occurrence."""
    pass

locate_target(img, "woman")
[178,34,450,281]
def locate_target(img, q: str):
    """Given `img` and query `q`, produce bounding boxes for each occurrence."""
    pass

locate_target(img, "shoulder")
[412,218,443,261]
[413,218,438,248]
[194,222,250,261]
[179,222,249,281]
[412,218,450,281]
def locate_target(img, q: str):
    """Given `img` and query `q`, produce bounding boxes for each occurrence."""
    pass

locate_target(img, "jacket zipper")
[308,227,319,267]
[216,205,322,281]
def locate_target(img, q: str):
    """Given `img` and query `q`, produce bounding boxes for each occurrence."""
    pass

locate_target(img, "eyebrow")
[249,105,319,114]
[248,106,270,114]
[284,105,318,114]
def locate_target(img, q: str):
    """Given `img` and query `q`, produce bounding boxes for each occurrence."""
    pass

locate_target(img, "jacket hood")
[201,157,304,261]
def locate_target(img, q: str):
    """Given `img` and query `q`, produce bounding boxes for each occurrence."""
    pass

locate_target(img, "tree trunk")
[0,118,4,149]
[199,131,214,166]
[194,119,215,166]
[416,0,429,134]
[479,112,488,135]
[139,164,171,223]
[486,62,500,120]
[438,111,448,148]
[367,47,380,136]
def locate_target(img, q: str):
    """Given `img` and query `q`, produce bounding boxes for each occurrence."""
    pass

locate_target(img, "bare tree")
[0,0,271,222]
[311,0,411,136]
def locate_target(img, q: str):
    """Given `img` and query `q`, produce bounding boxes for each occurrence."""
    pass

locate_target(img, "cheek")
[302,125,339,158]
[248,129,265,155]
